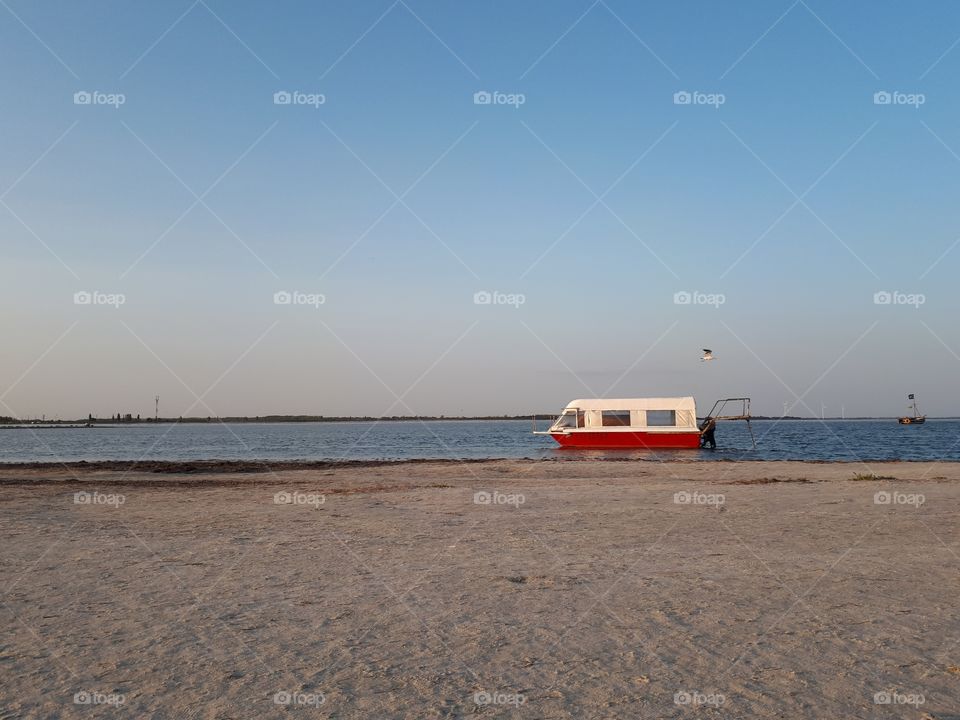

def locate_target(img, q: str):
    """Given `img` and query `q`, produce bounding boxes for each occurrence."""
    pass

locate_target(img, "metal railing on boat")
[703,397,756,448]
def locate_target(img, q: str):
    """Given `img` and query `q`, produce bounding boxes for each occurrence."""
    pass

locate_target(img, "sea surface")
[1,419,959,463]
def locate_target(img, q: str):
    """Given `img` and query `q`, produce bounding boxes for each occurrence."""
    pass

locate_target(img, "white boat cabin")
[549,397,698,432]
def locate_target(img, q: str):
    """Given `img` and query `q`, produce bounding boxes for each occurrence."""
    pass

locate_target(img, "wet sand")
[1,459,958,718]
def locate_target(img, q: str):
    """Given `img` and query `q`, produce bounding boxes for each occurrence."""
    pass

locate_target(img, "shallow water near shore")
[1,418,958,463]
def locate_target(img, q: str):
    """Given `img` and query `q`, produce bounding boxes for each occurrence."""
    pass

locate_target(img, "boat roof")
[564,397,696,411]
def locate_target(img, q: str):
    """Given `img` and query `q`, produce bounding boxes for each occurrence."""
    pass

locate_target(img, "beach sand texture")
[1,459,958,719]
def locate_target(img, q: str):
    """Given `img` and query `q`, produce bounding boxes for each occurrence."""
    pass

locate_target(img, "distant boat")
[898,394,926,425]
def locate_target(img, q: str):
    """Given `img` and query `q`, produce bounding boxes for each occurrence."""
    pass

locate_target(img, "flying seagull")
[701,348,714,362]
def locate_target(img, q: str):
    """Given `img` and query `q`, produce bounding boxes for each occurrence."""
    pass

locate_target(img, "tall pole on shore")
[155,396,159,421]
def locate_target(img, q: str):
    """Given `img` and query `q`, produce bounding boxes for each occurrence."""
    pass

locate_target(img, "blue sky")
[2,0,960,418]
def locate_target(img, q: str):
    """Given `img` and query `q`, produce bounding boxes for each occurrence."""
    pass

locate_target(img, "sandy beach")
[1,459,958,719]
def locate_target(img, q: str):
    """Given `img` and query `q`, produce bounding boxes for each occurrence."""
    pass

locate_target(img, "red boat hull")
[551,430,701,449]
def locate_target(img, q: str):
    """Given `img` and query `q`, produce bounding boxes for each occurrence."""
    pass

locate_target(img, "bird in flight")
[701,349,714,362]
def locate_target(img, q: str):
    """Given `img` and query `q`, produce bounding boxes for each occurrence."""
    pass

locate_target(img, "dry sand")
[1,459,958,719]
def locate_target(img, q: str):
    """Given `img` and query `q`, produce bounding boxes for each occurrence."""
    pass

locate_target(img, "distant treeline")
[0,414,552,425]
[3,415,956,426]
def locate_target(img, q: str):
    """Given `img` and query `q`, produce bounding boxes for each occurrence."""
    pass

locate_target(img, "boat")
[898,394,926,425]
[533,397,753,449]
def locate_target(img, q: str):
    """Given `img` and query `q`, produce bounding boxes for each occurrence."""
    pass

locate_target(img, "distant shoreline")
[2,415,956,427]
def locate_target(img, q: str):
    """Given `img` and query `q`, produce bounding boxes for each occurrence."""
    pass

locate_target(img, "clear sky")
[2,0,959,419]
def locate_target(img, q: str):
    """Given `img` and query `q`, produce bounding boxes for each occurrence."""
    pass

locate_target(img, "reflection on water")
[0,419,958,463]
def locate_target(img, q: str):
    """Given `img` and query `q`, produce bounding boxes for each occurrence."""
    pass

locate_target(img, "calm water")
[1,419,959,463]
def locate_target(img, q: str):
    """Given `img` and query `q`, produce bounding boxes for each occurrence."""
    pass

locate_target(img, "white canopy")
[558,397,698,431]
[563,397,696,412]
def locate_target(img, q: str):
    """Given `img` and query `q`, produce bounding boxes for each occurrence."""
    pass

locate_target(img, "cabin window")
[601,410,632,427]
[646,410,677,426]
[554,410,585,429]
